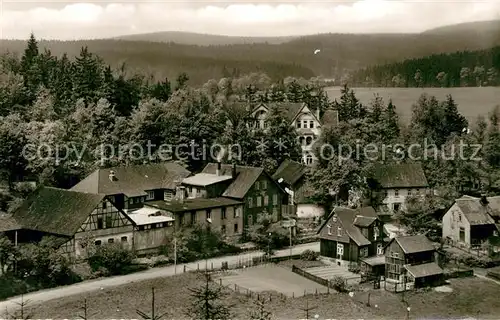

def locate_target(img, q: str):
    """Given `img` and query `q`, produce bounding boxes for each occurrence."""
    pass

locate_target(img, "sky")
[0,0,499,40]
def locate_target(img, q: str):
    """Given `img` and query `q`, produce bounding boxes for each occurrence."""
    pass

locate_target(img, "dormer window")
[394,189,399,197]
[374,226,379,240]
[337,227,342,236]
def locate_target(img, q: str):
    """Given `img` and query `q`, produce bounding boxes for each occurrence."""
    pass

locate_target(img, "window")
[394,189,399,197]
[105,216,112,228]
[206,209,212,220]
[121,236,128,243]
[391,251,399,258]
[221,207,227,220]
[248,215,253,225]
[337,227,342,236]
[459,227,465,242]
[102,201,107,209]
[156,223,163,228]
[129,198,133,205]
[248,197,253,208]
[221,225,226,234]
[299,136,305,145]
[191,211,197,224]
[309,120,314,128]
[167,221,173,227]
[296,121,301,128]
[256,196,262,207]
[264,195,269,206]
[272,207,278,221]
[360,247,368,257]
[108,238,114,244]
[393,203,401,211]
[337,243,344,255]
[306,154,313,165]
[273,194,278,205]
[145,224,152,230]
[494,230,499,237]
[408,189,412,196]
[262,180,267,190]
[374,226,379,240]
[235,206,241,217]
[95,240,102,246]
[97,218,104,229]
[147,191,155,200]
[377,243,384,255]
[234,223,239,233]
[327,224,332,235]
[383,190,388,198]
[459,213,462,222]
[306,136,313,146]
[255,181,260,190]
[164,190,173,201]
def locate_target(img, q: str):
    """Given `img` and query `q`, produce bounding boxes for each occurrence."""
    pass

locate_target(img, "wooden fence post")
[183,265,186,273]
[219,278,222,285]
[197,263,199,270]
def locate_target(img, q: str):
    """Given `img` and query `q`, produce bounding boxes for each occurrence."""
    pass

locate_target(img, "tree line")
[350,46,500,87]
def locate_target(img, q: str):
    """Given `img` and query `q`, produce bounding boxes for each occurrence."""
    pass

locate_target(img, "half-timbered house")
[6,186,135,259]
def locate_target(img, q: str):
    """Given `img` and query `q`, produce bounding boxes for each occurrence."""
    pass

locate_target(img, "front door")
[337,243,344,260]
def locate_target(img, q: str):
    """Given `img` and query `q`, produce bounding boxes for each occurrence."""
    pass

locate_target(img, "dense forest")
[1,21,500,85]
[350,47,500,87]
[1,35,500,226]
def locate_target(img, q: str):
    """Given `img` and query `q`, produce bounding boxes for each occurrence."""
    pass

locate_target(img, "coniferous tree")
[187,272,232,320]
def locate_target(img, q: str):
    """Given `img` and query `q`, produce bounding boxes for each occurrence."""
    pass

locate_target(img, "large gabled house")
[246,102,339,165]
[317,206,386,268]
[384,235,443,289]
[176,162,289,235]
[371,162,429,214]
[272,159,324,218]
[70,162,191,211]
[442,195,500,249]
[2,186,179,256]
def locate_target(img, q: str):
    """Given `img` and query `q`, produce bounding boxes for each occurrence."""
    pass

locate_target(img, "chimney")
[231,163,237,179]
[109,170,116,181]
[315,107,320,120]
[176,186,185,203]
[480,194,488,206]
[216,162,222,176]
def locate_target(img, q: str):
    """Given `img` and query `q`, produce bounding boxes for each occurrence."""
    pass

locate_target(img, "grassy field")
[326,87,500,123]
[19,270,500,319]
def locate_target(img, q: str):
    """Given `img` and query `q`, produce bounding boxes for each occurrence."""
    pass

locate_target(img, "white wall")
[382,187,428,213]
[296,204,324,218]
[442,203,471,246]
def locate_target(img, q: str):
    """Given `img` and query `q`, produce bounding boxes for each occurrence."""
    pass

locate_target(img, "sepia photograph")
[0,0,500,319]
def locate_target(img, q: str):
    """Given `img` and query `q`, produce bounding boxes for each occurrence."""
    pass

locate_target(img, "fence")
[290,265,361,293]
[384,280,414,293]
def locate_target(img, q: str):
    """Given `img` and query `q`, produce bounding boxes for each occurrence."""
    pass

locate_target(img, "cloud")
[1,1,499,40]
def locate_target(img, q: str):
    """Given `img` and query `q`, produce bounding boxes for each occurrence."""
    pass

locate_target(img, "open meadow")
[326,87,500,123]
[17,268,500,320]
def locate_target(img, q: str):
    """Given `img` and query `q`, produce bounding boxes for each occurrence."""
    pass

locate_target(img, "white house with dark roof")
[442,195,500,249]
[70,162,191,211]
[245,102,339,166]
[371,162,429,214]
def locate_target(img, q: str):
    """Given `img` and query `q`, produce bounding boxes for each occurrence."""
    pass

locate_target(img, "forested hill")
[1,19,499,85]
[350,46,500,87]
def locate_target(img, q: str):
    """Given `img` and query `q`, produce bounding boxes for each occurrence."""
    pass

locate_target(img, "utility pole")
[289,226,292,259]
[174,237,177,275]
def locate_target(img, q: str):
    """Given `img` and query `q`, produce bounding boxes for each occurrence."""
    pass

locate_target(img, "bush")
[300,249,319,261]
[87,244,136,275]
[331,275,347,292]
[348,265,361,274]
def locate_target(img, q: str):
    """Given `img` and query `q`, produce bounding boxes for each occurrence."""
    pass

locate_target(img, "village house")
[442,195,500,249]
[371,162,429,214]
[0,186,182,256]
[317,206,386,269]
[246,102,339,165]
[384,235,443,290]
[182,162,289,234]
[272,159,324,218]
[70,162,191,210]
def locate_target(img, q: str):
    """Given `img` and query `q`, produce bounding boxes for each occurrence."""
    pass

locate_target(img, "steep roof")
[146,197,243,213]
[317,206,380,246]
[272,159,307,186]
[455,196,495,225]
[250,102,306,123]
[0,214,21,232]
[390,235,435,254]
[485,196,500,218]
[11,187,106,237]
[373,162,428,189]
[202,163,264,199]
[71,162,191,197]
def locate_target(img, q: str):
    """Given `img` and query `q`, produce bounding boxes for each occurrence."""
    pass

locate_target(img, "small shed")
[405,262,444,288]
[360,255,386,279]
